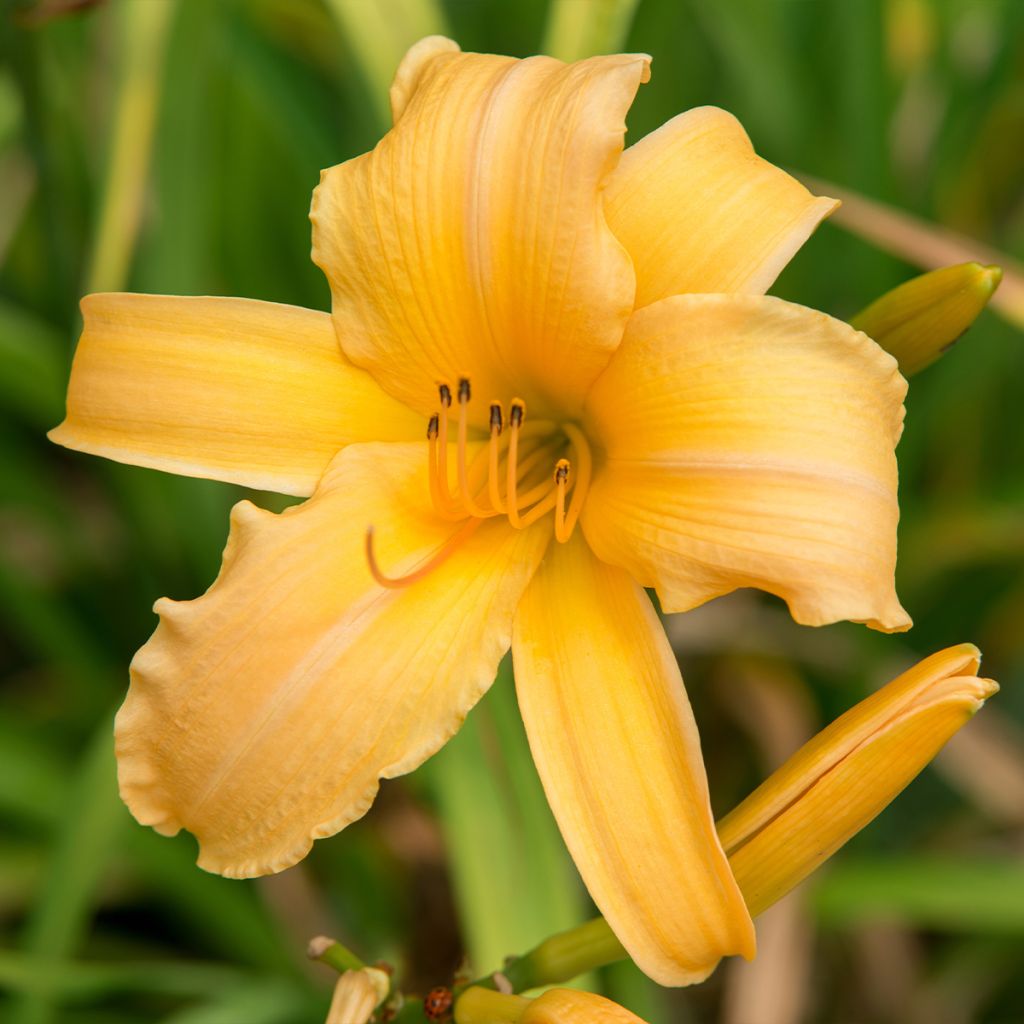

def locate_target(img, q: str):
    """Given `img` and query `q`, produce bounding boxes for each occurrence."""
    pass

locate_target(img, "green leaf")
[9,714,126,1024]
[814,857,1024,933]
[0,300,65,428]
[425,659,586,976]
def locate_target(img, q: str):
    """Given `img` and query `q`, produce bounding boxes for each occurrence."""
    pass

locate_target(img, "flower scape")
[50,36,997,997]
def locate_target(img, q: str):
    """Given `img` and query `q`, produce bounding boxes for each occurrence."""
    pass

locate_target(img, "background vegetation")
[1,0,1022,1021]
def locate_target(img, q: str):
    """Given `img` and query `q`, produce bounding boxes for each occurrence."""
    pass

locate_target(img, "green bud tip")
[851,262,1003,377]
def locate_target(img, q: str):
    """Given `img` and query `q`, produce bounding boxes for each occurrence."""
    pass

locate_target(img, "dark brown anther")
[427,414,439,440]
[457,377,471,404]
[423,986,453,1020]
[509,400,525,428]
[555,460,570,484]
[489,402,503,435]
[438,383,452,408]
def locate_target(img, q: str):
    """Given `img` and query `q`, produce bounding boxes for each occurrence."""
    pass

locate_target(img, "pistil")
[365,518,481,589]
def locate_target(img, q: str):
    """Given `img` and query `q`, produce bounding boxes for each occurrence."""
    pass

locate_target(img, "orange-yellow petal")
[582,294,910,632]
[604,107,837,307]
[117,442,549,877]
[326,968,389,1024]
[719,645,998,915]
[312,40,649,426]
[389,35,460,122]
[512,535,754,987]
[522,988,650,1024]
[49,294,422,495]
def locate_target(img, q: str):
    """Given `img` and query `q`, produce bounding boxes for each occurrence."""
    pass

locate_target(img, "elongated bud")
[718,644,998,917]
[851,262,1002,376]
[325,967,389,1024]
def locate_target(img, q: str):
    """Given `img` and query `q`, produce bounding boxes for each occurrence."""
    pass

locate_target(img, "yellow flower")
[50,38,910,985]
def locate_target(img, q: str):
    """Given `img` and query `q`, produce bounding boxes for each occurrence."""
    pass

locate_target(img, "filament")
[457,378,493,518]
[427,415,466,521]
[487,402,505,513]
[505,399,526,528]
[435,383,455,507]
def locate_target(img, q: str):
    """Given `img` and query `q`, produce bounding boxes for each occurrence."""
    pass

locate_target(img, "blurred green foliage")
[0,0,1022,1022]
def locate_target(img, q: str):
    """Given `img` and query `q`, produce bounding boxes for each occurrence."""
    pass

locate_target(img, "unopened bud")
[851,262,1002,376]
[718,644,997,916]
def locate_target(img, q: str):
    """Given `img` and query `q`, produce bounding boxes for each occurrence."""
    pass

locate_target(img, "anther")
[427,414,439,441]
[554,459,570,485]
[457,377,471,404]
[489,402,503,435]
[509,399,525,428]
[438,383,452,408]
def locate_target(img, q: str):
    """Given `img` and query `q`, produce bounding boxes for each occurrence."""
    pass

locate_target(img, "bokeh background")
[1,0,1023,1021]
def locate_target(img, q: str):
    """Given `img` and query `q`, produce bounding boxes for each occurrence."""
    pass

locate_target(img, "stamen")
[517,459,565,527]
[506,399,526,528]
[435,383,456,507]
[457,377,493,518]
[365,518,480,589]
[428,414,464,521]
[488,402,505,513]
[553,459,571,542]
[559,423,592,542]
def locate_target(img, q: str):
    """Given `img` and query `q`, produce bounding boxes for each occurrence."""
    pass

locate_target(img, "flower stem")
[542,0,642,62]
[307,935,366,974]
[464,917,627,994]
[87,0,176,293]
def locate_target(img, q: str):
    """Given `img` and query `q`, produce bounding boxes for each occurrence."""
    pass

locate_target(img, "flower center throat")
[366,378,592,587]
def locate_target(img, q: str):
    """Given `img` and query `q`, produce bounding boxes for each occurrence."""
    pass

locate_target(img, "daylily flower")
[50,37,911,986]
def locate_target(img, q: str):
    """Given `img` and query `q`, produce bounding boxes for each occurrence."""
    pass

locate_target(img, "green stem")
[324,0,447,130]
[542,0,642,62]
[464,917,627,994]
[87,0,177,293]
[307,936,365,974]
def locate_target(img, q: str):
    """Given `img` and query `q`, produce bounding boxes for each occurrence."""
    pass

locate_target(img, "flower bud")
[718,644,997,917]
[851,262,1002,376]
